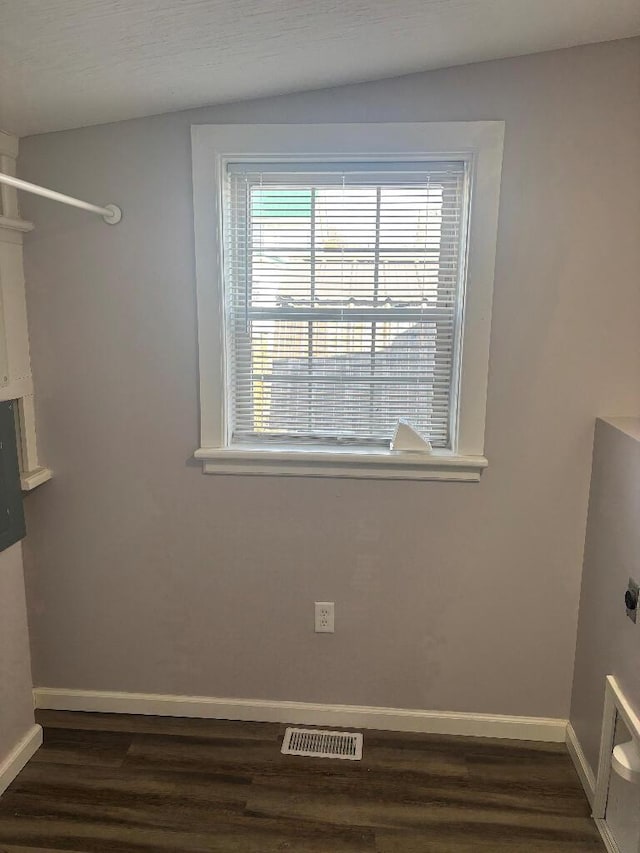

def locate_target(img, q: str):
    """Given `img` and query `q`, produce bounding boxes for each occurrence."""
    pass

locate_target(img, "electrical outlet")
[315,601,335,633]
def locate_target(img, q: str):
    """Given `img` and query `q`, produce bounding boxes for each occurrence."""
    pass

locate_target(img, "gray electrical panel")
[0,400,25,552]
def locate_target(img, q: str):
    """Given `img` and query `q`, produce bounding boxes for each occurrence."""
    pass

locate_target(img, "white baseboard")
[566,721,596,806]
[33,688,567,742]
[595,819,620,853]
[0,724,43,798]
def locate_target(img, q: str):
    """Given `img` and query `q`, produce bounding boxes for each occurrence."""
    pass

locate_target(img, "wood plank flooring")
[0,711,604,852]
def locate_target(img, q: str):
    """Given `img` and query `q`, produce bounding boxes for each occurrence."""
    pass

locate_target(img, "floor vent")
[281,727,363,760]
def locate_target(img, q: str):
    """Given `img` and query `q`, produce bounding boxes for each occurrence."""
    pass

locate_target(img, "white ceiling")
[1,0,639,137]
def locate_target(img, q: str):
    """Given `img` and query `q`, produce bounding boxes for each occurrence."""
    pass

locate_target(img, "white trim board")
[593,675,640,820]
[34,688,567,742]
[595,819,621,853]
[566,722,596,806]
[565,721,622,851]
[0,724,42,798]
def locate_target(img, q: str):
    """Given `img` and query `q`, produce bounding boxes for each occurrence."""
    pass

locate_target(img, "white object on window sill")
[194,446,487,481]
[390,420,433,452]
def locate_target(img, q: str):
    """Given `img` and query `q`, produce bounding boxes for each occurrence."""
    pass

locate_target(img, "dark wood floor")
[0,711,603,852]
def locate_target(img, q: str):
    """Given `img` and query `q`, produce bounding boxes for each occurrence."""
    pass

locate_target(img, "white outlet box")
[315,601,335,633]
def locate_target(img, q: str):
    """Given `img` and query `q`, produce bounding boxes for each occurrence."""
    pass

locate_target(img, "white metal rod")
[0,172,121,224]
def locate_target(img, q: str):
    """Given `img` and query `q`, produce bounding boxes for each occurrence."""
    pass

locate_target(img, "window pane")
[225,164,466,449]
[242,320,449,443]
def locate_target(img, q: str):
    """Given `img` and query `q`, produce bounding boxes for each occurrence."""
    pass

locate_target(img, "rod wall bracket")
[102,204,122,225]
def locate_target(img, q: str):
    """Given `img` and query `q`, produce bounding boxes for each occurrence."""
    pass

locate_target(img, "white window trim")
[191,122,504,481]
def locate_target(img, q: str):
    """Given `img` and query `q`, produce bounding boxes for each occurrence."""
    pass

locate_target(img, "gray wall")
[0,543,35,764]
[571,418,640,773]
[19,37,640,718]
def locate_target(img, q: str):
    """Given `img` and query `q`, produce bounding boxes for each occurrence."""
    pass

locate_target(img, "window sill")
[194,446,487,482]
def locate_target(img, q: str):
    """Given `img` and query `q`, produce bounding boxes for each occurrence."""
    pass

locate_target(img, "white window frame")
[191,122,504,481]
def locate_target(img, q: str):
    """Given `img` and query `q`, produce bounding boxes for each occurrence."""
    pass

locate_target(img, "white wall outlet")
[314,601,335,633]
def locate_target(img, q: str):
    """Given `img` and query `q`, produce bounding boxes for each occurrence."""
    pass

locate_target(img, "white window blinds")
[223,161,468,449]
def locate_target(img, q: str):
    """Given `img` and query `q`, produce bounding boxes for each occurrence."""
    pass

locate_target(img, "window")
[192,123,504,480]
[227,162,464,449]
